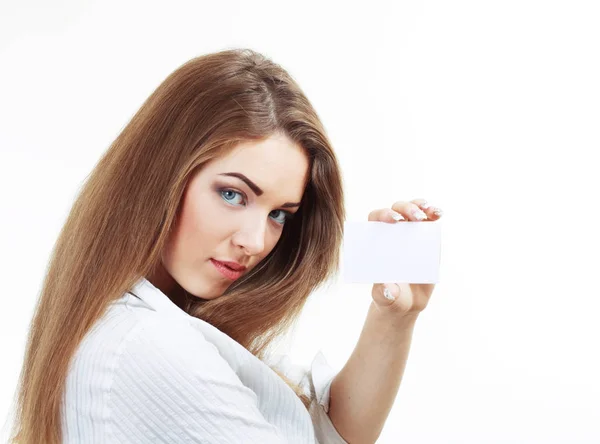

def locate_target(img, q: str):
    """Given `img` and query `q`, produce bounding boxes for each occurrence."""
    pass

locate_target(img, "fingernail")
[391,211,405,221]
[420,201,431,209]
[413,209,427,220]
[433,208,443,216]
[383,285,395,301]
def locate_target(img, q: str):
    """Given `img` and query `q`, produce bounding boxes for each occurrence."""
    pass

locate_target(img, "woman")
[9,48,443,443]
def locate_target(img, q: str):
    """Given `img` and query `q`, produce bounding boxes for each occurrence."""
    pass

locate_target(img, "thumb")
[371,283,398,308]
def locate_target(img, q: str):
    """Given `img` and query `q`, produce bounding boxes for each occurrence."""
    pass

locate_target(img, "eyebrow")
[218,172,302,208]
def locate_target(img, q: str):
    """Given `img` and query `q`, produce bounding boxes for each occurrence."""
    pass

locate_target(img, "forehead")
[211,135,310,188]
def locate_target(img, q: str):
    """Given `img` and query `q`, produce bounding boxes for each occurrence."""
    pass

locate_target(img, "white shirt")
[61,276,348,443]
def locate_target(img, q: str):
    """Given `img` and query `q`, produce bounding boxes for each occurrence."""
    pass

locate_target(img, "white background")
[1,1,599,443]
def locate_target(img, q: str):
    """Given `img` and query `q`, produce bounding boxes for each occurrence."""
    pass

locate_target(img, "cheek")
[267,234,281,251]
[258,232,283,261]
[181,193,229,246]
[164,205,204,265]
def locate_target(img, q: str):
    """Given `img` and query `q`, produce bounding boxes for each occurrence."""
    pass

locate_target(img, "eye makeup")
[214,185,296,225]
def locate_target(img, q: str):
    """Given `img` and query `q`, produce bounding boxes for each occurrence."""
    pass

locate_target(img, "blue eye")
[270,210,289,225]
[219,188,293,226]
[220,189,244,205]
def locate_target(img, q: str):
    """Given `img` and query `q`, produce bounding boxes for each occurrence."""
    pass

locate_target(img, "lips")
[210,259,245,281]
[212,259,246,271]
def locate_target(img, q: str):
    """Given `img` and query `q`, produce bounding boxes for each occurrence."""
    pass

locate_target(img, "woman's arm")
[327,301,420,444]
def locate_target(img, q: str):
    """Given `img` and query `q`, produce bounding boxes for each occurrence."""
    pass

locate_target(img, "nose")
[231,215,267,256]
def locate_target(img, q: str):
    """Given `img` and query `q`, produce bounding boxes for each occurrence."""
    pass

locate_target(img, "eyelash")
[218,188,295,226]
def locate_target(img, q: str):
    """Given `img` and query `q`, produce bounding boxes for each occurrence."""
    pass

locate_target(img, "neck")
[146,264,188,311]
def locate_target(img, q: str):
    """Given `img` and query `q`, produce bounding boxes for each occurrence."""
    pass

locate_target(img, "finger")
[391,200,430,221]
[372,283,399,307]
[410,198,444,220]
[368,208,405,223]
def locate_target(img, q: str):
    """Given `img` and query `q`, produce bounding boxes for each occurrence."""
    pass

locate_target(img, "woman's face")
[150,133,309,304]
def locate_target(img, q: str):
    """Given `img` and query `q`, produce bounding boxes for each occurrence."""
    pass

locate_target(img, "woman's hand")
[368,198,444,319]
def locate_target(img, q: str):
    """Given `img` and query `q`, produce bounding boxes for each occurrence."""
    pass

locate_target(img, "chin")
[182,280,220,301]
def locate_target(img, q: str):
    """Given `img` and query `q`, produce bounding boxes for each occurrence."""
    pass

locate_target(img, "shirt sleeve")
[108,317,286,444]
[270,351,349,444]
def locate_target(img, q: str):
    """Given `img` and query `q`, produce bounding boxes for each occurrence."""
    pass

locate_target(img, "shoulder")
[67,293,205,403]
[63,296,166,438]
[110,314,248,395]
[71,293,161,367]
[106,314,286,442]
[116,315,220,366]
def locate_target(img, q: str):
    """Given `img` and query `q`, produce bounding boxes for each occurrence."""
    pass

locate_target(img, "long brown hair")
[8,48,346,444]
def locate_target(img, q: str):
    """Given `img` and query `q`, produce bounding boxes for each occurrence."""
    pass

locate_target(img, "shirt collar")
[128,276,190,320]
[127,277,245,355]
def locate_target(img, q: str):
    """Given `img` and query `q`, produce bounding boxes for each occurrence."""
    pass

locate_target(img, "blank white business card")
[341,221,442,284]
